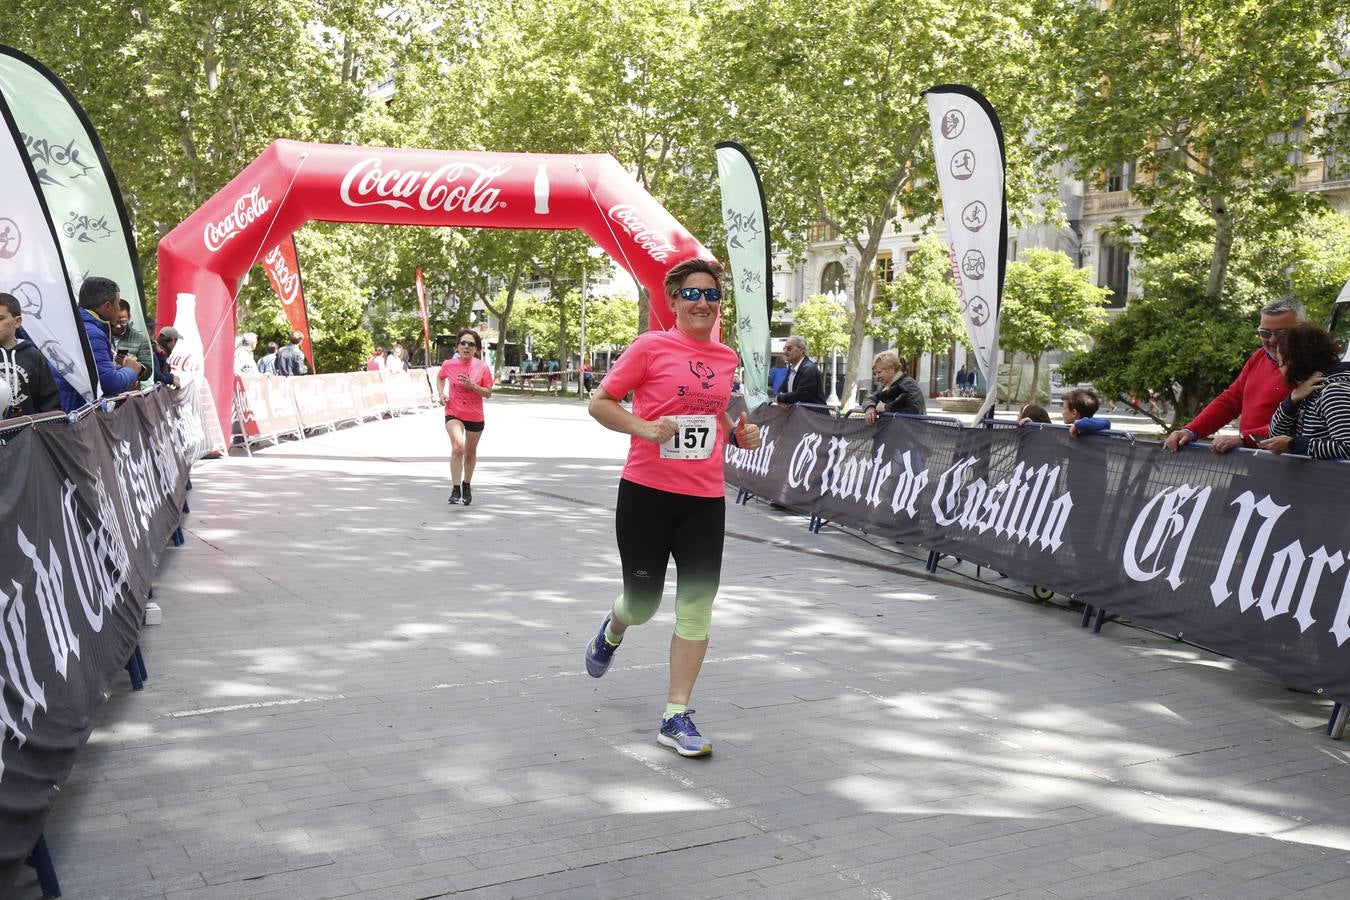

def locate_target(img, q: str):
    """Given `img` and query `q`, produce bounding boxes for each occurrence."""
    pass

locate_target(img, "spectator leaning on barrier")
[56,276,142,411]
[1164,298,1301,454]
[151,327,182,389]
[257,342,279,375]
[1018,403,1052,426]
[863,350,926,424]
[1261,324,1350,460]
[112,298,153,385]
[0,292,60,417]
[274,330,309,377]
[776,335,826,407]
[234,332,258,375]
[367,347,385,371]
[1061,388,1111,437]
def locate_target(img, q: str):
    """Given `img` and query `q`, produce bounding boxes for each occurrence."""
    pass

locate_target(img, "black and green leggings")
[613,479,724,641]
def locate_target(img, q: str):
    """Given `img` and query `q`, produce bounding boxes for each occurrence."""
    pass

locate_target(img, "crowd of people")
[366,343,411,373]
[235,331,309,376]
[0,276,183,423]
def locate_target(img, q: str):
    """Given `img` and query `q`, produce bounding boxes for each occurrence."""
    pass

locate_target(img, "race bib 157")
[660,415,717,460]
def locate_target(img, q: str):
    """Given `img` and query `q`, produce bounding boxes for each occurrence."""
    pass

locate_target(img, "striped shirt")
[1268,366,1350,460]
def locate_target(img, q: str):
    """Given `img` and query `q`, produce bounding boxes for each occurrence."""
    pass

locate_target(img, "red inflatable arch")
[157,139,714,443]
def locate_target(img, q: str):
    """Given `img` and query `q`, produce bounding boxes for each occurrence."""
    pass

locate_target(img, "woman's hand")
[732,411,761,449]
[642,417,679,445]
[1291,372,1327,403]
[1259,435,1293,455]
[864,406,878,425]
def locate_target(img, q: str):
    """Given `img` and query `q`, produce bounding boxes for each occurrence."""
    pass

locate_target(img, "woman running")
[582,258,761,757]
[436,329,494,505]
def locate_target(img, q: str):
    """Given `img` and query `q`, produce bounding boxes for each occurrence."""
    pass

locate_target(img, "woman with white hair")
[862,350,926,424]
[233,332,258,375]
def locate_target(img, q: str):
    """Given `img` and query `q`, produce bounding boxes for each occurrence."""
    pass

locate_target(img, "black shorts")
[445,415,484,432]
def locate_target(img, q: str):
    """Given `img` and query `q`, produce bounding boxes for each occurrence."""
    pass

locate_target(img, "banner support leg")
[24,834,61,898]
[1327,702,1348,740]
[125,646,144,691]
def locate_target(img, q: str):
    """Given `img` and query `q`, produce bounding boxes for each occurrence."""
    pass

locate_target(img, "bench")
[520,374,560,394]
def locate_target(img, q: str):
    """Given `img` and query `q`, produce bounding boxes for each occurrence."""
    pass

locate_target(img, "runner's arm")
[589,386,675,444]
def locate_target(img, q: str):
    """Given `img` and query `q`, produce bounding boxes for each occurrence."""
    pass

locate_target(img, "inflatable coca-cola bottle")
[166,292,204,385]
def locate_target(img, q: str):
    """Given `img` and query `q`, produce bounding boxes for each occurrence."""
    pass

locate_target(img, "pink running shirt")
[601,328,739,498]
[438,356,494,422]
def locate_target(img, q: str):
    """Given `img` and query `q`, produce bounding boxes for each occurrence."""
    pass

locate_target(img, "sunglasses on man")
[676,287,722,304]
[1257,327,1288,340]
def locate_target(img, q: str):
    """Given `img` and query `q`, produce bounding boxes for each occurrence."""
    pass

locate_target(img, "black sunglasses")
[676,287,722,304]
[457,339,477,347]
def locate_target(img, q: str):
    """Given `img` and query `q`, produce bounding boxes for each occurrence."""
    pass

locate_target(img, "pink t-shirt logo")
[689,361,716,389]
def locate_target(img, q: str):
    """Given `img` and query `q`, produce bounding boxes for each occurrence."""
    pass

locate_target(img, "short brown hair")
[1062,388,1100,419]
[663,258,723,297]
[455,328,482,355]
[1275,323,1340,387]
[0,292,19,318]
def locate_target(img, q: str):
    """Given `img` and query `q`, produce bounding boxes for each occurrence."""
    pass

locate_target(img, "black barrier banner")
[0,388,204,890]
[727,406,1350,700]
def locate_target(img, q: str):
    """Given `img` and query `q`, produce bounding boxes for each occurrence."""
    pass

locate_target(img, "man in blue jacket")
[56,276,143,411]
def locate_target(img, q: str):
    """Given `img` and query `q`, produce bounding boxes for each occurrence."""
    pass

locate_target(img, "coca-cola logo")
[339,158,509,214]
[607,204,677,262]
[203,186,271,252]
[167,349,203,376]
[263,246,302,306]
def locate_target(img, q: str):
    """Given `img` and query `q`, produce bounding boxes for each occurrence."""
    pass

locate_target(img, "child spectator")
[1061,388,1110,436]
[0,292,61,417]
[1018,403,1052,425]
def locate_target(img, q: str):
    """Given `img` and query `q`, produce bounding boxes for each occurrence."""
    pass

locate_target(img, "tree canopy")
[5,0,1347,386]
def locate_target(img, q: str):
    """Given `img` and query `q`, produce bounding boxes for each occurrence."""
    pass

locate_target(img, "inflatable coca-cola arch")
[157,139,714,446]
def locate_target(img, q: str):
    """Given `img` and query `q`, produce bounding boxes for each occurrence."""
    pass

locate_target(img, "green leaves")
[872,235,965,357]
[1000,248,1108,359]
[792,294,850,359]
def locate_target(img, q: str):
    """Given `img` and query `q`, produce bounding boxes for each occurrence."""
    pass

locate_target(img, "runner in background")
[436,329,494,506]
[582,258,761,757]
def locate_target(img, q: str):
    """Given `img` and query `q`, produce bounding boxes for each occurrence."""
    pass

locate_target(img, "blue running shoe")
[585,615,619,678]
[658,710,712,757]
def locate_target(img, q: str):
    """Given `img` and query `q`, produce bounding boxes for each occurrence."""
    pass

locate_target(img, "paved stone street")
[19,396,1350,899]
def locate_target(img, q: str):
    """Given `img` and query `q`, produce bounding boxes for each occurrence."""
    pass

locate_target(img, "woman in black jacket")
[862,350,926,424]
[1263,323,1350,460]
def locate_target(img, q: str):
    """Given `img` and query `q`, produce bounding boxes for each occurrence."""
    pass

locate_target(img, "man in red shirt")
[1163,299,1302,453]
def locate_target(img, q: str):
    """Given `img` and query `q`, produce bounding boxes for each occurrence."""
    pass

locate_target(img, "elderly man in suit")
[776,335,827,407]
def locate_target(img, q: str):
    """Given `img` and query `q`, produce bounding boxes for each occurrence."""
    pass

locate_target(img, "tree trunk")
[558,294,569,388]
[842,226,885,411]
[1205,196,1234,302]
[1005,352,1016,407]
[484,260,524,380]
[1030,353,1042,404]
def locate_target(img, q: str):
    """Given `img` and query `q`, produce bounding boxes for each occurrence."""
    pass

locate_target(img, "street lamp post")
[826,288,846,409]
[578,270,588,399]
